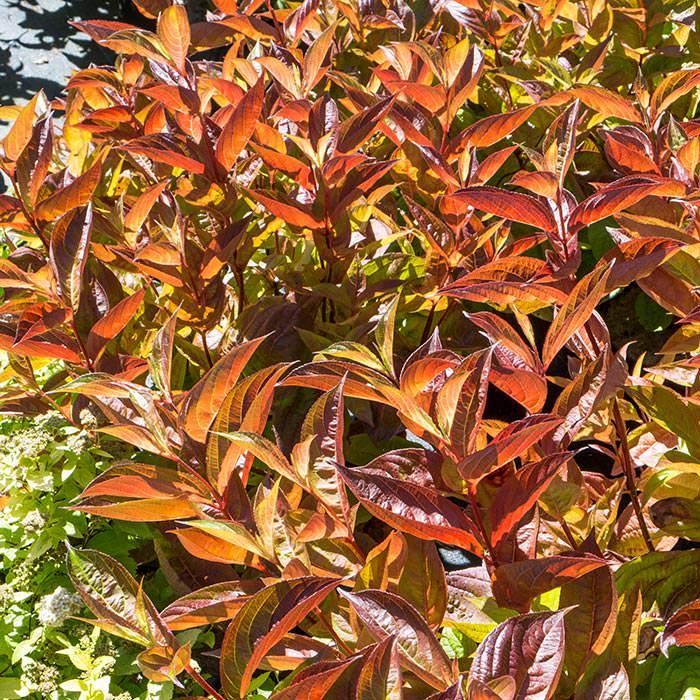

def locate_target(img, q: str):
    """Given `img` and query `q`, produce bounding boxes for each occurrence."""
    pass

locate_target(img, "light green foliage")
[0,412,165,699]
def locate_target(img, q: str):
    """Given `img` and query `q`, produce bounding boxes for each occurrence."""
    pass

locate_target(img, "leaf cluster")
[2,0,700,697]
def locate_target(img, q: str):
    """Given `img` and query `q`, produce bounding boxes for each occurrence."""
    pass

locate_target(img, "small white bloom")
[21,509,46,533]
[36,586,82,627]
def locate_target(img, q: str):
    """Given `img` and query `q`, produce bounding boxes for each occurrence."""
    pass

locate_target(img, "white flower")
[36,586,82,627]
[21,509,46,533]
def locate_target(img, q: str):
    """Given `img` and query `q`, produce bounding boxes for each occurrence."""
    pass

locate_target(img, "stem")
[186,663,226,700]
[468,485,496,567]
[420,302,437,345]
[71,313,94,371]
[612,398,655,553]
[265,0,284,42]
[557,514,577,549]
[200,329,214,368]
[172,453,226,512]
[314,607,353,655]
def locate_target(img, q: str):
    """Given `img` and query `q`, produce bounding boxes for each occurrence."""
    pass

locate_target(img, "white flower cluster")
[21,509,46,533]
[36,586,82,628]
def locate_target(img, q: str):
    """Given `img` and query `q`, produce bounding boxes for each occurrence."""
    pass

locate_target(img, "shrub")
[2,0,700,697]
[0,410,165,698]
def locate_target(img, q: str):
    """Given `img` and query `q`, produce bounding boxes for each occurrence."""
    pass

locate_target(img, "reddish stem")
[612,398,655,553]
[186,663,226,700]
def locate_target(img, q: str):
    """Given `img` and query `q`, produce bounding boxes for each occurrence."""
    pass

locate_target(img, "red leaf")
[492,554,609,612]
[568,176,687,232]
[602,237,683,290]
[446,186,557,231]
[570,87,643,124]
[2,92,43,161]
[220,577,341,698]
[87,288,146,360]
[341,589,456,690]
[541,265,611,368]
[457,414,563,483]
[161,579,264,630]
[338,463,483,554]
[180,335,267,443]
[661,598,700,653]
[35,158,102,222]
[489,453,571,552]
[215,79,265,171]
[469,610,567,700]
[122,134,205,174]
[157,4,190,72]
[49,204,93,312]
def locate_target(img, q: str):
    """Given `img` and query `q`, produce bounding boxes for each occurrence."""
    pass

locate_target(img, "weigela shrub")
[2,0,700,697]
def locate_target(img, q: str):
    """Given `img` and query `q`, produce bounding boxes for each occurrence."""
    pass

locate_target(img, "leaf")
[446,186,557,232]
[429,679,467,699]
[661,599,700,653]
[161,579,264,630]
[13,303,69,345]
[15,113,53,206]
[340,588,456,690]
[122,134,205,173]
[648,647,700,700]
[303,22,337,94]
[570,87,642,123]
[439,256,555,307]
[437,350,492,457]
[650,498,700,540]
[568,176,686,232]
[336,97,394,154]
[86,288,146,360]
[246,188,324,230]
[217,431,298,485]
[356,636,403,700]
[149,307,179,399]
[180,335,267,443]
[2,92,43,161]
[489,453,571,551]
[67,547,172,647]
[615,549,700,616]
[157,4,190,72]
[74,461,212,522]
[219,577,341,698]
[559,567,617,682]
[137,642,191,684]
[338,463,482,554]
[491,554,608,612]
[215,79,265,171]
[469,611,567,700]
[457,415,563,483]
[172,526,263,567]
[375,294,399,377]
[628,386,700,458]
[603,237,683,290]
[269,656,362,699]
[35,158,102,222]
[49,204,93,312]
[451,105,539,151]
[541,265,611,368]
[124,181,169,232]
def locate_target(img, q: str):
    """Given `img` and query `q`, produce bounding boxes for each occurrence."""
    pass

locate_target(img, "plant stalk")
[186,663,226,700]
[612,398,655,553]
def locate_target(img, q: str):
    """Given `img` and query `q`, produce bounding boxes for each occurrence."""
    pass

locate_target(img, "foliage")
[2,0,700,697]
[0,408,174,698]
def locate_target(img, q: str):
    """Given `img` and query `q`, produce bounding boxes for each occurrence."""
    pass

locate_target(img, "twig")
[612,398,655,553]
[186,663,226,700]
[468,485,496,567]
